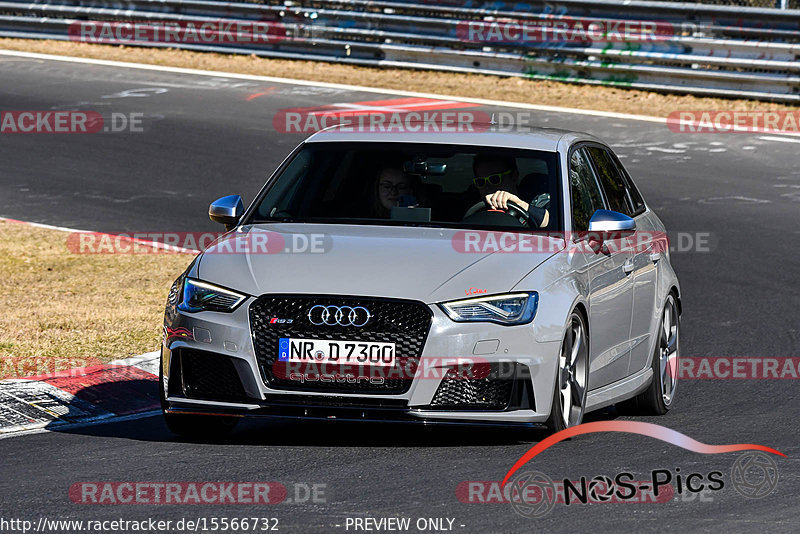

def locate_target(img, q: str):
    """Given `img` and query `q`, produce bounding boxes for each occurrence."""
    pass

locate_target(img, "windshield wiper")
[248,216,301,223]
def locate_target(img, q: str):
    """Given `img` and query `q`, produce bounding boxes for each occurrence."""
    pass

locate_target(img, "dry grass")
[1,38,797,117]
[0,220,193,378]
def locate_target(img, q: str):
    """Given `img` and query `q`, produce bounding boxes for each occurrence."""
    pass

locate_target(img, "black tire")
[546,311,589,433]
[159,358,238,438]
[619,293,679,416]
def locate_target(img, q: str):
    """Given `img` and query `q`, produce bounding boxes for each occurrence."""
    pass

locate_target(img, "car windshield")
[248,142,562,232]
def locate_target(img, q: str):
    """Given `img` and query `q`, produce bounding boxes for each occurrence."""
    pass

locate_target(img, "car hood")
[196,224,563,303]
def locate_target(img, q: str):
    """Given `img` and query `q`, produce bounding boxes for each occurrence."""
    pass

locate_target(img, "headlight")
[439,292,538,325]
[167,274,184,306]
[178,279,247,313]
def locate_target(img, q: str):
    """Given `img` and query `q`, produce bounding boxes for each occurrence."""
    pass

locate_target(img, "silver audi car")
[160,125,681,437]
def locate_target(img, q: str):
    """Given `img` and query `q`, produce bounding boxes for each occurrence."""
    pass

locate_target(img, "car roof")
[305,123,605,152]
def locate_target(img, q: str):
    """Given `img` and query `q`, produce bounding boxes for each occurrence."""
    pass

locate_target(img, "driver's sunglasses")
[473,169,512,188]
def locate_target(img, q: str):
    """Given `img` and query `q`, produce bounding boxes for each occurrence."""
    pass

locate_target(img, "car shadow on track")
[53,415,559,446]
[46,376,621,447]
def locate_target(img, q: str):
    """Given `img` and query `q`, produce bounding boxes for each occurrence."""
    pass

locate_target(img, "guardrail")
[0,0,799,101]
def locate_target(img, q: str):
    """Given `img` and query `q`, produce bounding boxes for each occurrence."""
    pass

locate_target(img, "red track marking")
[38,364,159,415]
[287,97,482,117]
[246,86,277,101]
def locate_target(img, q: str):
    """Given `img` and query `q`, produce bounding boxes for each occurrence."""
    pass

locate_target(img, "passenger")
[370,165,419,218]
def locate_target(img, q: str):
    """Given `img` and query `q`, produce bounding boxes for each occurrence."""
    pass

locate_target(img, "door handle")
[649,251,661,263]
[622,260,634,274]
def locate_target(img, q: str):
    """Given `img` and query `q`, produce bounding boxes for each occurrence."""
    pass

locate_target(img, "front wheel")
[546,311,589,433]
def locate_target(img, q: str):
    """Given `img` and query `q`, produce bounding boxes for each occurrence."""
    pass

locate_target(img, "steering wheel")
[488,200,532,227]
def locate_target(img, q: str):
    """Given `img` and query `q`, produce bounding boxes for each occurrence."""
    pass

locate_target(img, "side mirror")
[209,195,244,230]
[588,209,636,241]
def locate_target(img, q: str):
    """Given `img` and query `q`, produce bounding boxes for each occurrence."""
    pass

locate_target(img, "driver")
[467,155,549,228]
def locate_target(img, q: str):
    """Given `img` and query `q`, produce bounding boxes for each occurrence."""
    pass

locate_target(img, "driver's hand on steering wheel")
[484,191,529,212]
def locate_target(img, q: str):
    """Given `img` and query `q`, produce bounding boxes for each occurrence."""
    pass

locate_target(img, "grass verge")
[0,219,192,378]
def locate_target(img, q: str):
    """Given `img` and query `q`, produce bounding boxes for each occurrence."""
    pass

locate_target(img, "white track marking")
[3,49,800,140]
[4,49,800,144]
[109,350,160,376]
[0,50,667,123]
[0,216,89,233]
[699,196,772,204]
[645,146,686,153]
[758,135,800,144]
[0,216,200,253]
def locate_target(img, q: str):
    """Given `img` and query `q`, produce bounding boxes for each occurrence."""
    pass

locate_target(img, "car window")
[604,151,646,214]
[617,159,646,214]
[627,181,646,213]
[569,147,605,233]
[258,148,311,218]
[586,146,633,216]
[248,142,562,232]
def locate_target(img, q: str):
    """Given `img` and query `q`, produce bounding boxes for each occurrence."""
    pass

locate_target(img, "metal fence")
[648,0,797,8]
[1,0,799,102]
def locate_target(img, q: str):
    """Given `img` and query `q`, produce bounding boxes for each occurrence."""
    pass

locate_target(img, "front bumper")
[161,295,561,425]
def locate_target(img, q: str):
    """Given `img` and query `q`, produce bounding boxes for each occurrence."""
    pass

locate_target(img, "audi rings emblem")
[307,305,372,327]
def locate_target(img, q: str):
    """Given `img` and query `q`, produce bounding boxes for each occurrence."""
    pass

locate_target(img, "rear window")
[586,146,635,216]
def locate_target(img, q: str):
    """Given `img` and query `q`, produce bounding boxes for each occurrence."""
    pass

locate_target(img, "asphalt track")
[1,53,799,533]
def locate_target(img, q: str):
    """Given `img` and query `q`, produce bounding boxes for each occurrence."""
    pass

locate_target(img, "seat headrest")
[519,172,550,199]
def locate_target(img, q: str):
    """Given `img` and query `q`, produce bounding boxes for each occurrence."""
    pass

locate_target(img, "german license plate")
[278,337,396,367]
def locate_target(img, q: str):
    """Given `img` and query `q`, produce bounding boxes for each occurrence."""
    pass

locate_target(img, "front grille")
[174,349,248,402]
[429,364,517,410]
[249,295,433,394]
